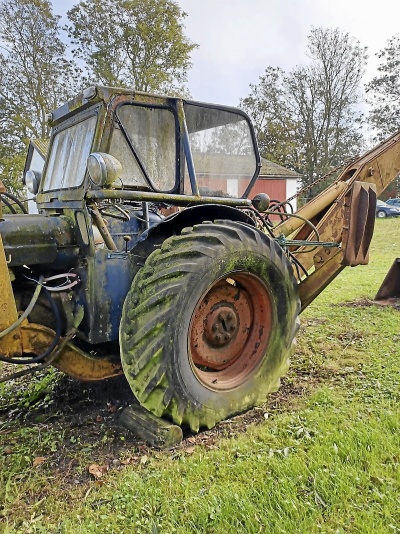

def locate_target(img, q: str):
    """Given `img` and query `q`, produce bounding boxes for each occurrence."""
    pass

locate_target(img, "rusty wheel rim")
[189,272,273,391]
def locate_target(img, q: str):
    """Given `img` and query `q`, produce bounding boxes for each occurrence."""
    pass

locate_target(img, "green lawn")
[1,218,399,533]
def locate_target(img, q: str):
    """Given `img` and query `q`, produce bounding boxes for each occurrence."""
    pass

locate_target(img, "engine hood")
[0,214,78,268]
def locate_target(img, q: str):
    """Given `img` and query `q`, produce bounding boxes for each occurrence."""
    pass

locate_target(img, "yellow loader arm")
[274,130,400,310]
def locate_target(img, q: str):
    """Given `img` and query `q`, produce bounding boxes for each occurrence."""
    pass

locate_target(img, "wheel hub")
[190,280,253,370]
[204,306,238,347]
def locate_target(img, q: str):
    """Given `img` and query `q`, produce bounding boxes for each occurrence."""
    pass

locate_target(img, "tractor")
[1,86,399,434]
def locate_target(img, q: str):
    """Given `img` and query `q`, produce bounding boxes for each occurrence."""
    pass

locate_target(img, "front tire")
[120,221,300,432]
[377,210,387,218]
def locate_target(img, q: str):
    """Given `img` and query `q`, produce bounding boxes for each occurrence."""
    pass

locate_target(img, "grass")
[1,218,399,533]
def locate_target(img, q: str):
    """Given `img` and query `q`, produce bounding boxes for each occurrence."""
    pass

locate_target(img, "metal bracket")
[275,233,340,250]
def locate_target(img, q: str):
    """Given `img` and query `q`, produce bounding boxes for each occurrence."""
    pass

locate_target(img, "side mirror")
[25,170,42,195]
[87,152,122,188]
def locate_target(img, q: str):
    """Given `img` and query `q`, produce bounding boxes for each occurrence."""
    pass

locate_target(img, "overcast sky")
[53,0,399,106]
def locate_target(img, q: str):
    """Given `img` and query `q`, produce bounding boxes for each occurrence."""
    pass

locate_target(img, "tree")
[241,67,300,170]
[0,0,80,193]
[366,34,400,142]
[241,28,367,196]
[66,0,198,94]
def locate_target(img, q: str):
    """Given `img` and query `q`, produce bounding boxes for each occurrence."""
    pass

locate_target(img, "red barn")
[250,158,300,212]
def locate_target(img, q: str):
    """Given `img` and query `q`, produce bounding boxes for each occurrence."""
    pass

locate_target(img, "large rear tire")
[120,221,300,432]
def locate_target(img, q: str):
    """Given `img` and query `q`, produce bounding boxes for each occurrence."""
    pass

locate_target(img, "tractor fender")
[131,204,256,260]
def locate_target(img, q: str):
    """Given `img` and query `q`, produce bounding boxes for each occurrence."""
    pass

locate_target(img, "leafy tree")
[366,34,400,141]
[0,0,80,193]
[241,28,367,196]
[241,67,299,169]
[66,0,198,94]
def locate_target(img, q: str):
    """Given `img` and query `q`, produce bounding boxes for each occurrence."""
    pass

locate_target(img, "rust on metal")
[375,258,400,301]
[295,182,377,308]
[275,181,347,237]
[190,281,252,370]
[19,323,122,380]
[297,249,345,311]
[341,182,376,266]
[282,130,400,295]
[189,274,272,390]
[89,203,118,251]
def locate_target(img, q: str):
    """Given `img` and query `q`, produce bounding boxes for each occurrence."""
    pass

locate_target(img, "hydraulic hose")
[0,192,28,214]
[3,192,28,214]
[0,276,44,340]
[1,193,28,215]
[0,195,16,214]
[0,287,62,365]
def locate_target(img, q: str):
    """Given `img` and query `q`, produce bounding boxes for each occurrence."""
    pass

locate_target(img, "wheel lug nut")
[227,313,232,320]
[230,325,236,332]
[218,313,223,321]
[225,333,230,341]
[212,324,219,331]
[215,334,221,341]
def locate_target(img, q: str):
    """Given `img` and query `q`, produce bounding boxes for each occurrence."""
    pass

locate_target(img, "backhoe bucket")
[342,182,377,266]
[375,258,400,301]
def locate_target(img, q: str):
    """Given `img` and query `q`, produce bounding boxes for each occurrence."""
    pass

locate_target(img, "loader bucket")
[375,258,400,301]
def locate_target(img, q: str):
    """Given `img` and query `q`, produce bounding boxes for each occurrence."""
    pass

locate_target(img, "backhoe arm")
[275,130,400,310]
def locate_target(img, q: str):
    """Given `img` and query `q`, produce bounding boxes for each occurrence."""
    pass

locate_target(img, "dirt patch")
[341,297,400,310]
[0,359,343,487]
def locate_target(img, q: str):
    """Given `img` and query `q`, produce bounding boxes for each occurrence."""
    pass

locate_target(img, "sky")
[53,0,400,107]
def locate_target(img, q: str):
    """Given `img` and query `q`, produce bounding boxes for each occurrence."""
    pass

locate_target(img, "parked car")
[385,198,400,208]
[376,199,400,218]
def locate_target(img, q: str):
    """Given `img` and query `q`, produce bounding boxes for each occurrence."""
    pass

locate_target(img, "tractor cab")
[29,86,260,204]
[20,87,264,347]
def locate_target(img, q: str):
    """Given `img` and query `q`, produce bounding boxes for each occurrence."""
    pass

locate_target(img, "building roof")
[260,158,300,179]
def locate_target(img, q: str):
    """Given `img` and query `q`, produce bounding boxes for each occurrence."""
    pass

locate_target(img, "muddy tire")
[120,221,300,432]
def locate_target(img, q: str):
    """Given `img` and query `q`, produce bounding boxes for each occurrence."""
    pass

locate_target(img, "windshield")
[184,104,258,197]
[109,104,176,191]
[42,115,97,191]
